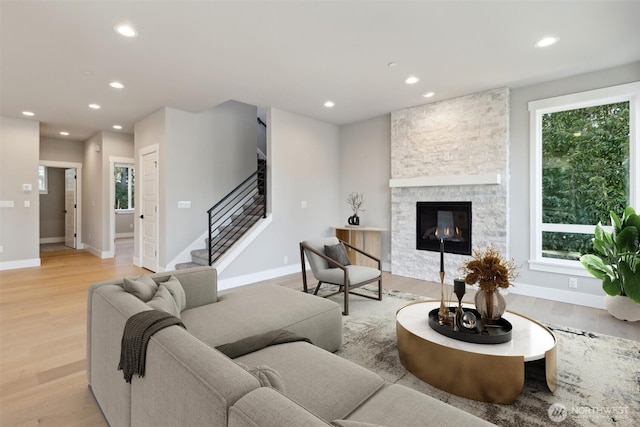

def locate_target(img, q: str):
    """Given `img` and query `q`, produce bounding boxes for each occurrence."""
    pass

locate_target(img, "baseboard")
[218,263,301,291]
[40,237,64,244]
[116,232,134,238]
[0,257,41,271]
[84,244,114,259]
[508,280,606,310]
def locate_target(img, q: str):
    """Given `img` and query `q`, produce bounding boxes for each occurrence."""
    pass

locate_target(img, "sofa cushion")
[345,384,496,426]
[151,266,217,309]
[181,284,342,352]
[229,387,331,427]
[325,243,351,268]
[123,274,158,302]
[315,265,380,285]
[235,341,385,421]
[159,275,186,311]
[147,285,181,317]
[237,362,286,392]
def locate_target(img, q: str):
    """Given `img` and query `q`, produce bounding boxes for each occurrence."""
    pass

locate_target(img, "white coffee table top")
[396,301,556,362]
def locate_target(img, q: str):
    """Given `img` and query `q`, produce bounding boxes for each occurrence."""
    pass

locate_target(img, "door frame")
[109,156,135,258]
[39,160,83,250]
[137,145,159,271]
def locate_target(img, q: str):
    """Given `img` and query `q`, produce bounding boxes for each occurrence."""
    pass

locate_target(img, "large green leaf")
[603,275,622,296]
[580,254,610,280]
[616,227,639,253]
[610,211,622,231]
[619,261,640,303]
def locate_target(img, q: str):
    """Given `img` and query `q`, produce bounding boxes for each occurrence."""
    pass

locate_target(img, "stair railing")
[207,161,267,265]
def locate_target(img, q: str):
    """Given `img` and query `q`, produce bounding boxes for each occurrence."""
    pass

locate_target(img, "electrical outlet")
[568,277,578,289]
[284,256,289,264]
[0,245,4,253]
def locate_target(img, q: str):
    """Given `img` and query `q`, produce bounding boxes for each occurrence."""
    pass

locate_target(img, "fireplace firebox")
[416,201,471,255]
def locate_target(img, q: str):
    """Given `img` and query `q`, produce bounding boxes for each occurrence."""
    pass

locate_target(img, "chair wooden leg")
[343,283,349,315]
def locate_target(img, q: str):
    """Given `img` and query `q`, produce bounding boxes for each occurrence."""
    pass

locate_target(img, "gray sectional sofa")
[87,266,494,426]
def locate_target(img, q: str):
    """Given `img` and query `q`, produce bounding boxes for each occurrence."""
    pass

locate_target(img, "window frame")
[528,82,640,276]
[38,165,48,194]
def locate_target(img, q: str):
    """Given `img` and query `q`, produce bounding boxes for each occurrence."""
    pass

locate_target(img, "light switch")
[301,201,307,208]
[178,201,191,209]
[23,184,32,191]
[24,200,31,208]
[0,201,14,208]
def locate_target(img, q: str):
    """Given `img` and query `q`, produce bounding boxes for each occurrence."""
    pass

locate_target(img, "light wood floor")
[0,243,637,426]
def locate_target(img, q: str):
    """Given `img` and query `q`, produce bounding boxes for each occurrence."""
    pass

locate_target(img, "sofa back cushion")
[152,266,217,309]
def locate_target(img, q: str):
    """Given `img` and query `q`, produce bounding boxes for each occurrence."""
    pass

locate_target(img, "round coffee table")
[396,300,557,404]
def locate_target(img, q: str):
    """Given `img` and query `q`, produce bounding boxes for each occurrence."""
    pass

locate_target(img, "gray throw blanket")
[118,310,186,383]
[215,329,312,359]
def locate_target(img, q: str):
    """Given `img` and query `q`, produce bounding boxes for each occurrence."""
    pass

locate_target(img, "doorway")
[39,161,82,253]
[110,157,135,262]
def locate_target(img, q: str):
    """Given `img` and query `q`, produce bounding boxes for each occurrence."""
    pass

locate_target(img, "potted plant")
[346,192,365,226]
[580,206,640,321]
[460,244,520,320]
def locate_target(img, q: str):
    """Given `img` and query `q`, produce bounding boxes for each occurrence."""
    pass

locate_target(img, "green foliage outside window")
[115,166,135,210]
[542,101,630,258]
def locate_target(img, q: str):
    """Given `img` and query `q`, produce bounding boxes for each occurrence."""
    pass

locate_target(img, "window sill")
[528,259,593,277]
[115,209,134,214]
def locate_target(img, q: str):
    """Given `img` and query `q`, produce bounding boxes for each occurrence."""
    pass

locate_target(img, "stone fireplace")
[390,88,510,282]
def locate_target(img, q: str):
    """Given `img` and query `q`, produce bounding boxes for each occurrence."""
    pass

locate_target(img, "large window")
[115,164,135,211]
[38,165,48,193]
[529,82,639,275]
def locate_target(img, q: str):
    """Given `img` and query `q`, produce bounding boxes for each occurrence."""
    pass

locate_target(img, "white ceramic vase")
[605,295,640,322]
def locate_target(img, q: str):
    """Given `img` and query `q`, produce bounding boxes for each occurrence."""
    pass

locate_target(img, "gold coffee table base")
[396,301,557,404]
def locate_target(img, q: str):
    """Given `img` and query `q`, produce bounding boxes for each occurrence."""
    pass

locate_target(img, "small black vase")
[348,214,360,226]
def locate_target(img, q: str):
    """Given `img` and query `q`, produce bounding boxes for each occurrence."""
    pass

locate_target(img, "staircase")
[176,160,266,270]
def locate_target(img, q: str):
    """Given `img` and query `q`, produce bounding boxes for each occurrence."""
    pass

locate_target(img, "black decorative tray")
[428,307,512,344]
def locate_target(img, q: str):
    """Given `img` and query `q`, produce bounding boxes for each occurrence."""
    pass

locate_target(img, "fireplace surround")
[416,201,472,255]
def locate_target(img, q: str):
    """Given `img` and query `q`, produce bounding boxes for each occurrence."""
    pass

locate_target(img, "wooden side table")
[333,226,386,268]
[396,300,557,404]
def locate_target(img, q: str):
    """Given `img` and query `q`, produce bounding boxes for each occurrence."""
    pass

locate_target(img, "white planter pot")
[605,295,640,322]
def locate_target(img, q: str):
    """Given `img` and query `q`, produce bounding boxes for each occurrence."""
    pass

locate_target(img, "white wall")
[135,101,258,268]
[82,133,103,255]
[339,114,392,268]
[40,137,84,163]
[509,61,640,302]
[220,108,341,280]
[0,116,40,269]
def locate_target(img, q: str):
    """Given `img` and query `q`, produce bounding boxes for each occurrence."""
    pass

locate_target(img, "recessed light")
[109,81,124,89]
[114,24,138,38]
[324,101,335,108]
[89,104,101,110]
[535,36,559,48]
[421,92,435,98]
[405,76,420,85]
[113,125,123,130]
[82,70,94,77]
[60,131,69,136]
[22,111,35,116]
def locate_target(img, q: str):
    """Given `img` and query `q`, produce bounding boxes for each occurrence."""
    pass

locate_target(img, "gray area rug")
[322,286,640,427]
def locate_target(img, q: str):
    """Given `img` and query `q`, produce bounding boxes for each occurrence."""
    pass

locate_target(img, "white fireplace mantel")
[389,173,501,188]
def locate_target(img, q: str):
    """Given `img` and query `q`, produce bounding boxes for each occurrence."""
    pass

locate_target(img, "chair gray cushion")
[325,243,351,268]
[315,265,381,286]
[303,237,341,274]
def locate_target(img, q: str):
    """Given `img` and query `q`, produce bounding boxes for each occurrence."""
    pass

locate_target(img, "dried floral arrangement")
[346,192,365,215]
[460,244,520,292]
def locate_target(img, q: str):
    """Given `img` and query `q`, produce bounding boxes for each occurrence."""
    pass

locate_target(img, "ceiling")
[1,1,639,142]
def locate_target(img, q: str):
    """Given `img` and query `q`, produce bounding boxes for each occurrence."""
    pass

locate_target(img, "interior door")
[141,151,158,271]
[64,168,77,248]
